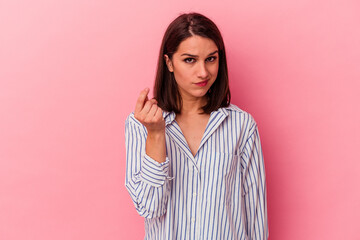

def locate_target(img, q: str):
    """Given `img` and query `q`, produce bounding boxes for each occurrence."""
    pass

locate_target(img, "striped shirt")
[125,104,269,240]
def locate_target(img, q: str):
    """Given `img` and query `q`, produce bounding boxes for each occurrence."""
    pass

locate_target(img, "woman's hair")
[154,12,231,114]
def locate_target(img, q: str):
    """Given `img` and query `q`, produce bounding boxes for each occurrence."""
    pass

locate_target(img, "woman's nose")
[197,62,209,79]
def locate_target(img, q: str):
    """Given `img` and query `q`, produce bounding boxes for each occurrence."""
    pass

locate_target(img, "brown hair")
[154,12,231,114]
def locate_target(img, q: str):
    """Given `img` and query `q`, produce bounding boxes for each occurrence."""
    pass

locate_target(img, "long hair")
[154,12,231,114]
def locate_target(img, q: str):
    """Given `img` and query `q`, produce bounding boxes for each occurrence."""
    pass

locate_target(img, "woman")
[125,12,268,239]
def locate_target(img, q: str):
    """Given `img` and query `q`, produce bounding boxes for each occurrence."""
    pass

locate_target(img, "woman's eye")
[184,57,216,63]
[184,58,195,63]
[206,56,217,62]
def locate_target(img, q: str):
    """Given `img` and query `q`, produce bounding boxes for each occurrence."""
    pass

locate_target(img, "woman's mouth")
[194,80,209,87]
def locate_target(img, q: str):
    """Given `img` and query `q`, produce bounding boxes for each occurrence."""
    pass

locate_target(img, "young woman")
[125,12,268,239]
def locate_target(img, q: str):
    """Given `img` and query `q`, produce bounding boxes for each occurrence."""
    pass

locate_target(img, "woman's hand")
[134,88,166,163]
[134,88,165,134]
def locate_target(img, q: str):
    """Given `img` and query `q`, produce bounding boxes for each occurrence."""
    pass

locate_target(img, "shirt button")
[191,218,195,223]
[193,193,197,197]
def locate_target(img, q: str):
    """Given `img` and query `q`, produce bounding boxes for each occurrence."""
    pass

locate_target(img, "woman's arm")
[135,88,166,163]
[125,115,171,219]
[124,88,171,219]
[241,123,269,239]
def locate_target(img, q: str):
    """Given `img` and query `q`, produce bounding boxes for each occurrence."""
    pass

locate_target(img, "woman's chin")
[184,91,209,100]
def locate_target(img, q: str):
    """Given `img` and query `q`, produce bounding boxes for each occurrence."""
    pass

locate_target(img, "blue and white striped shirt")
[125,104,268,239]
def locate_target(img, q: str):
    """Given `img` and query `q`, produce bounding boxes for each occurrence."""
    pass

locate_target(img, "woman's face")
[164,35,219,101]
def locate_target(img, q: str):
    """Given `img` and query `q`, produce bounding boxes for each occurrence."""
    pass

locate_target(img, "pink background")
[1,0,359,239]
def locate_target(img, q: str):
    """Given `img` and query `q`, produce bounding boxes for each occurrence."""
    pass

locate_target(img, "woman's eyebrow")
[180,50,219,57]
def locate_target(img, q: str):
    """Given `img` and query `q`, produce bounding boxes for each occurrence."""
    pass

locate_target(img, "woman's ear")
[164,54,174,72]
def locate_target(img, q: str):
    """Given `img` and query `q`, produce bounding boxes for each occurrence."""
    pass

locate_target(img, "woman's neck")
[179,96,208,116]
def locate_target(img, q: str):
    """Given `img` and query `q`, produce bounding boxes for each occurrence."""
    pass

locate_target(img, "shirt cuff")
[140,153,171,187]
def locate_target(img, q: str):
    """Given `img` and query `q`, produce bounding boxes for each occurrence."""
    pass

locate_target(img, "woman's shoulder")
[223,103,245,113]
[222,103,253,117]
[125,110,172,129]
[221,103,257,127]
[125,112,142,128]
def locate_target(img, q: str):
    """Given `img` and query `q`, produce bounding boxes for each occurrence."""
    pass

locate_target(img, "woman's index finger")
[135,88,150,113]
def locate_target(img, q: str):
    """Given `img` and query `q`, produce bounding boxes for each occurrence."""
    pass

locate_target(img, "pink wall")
[1,0,359,239]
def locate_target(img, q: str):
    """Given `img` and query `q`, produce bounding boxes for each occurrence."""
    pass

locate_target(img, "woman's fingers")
[134,88,150,114]
[141,99,157,115]
[146,104,158,121]
[154,105,163,120]
[133,88,164,132]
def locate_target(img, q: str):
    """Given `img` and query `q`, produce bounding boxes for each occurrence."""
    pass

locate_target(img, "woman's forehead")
[175,36,218,56]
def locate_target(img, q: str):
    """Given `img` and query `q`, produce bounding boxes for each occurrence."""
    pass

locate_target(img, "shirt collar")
[163,111,176,126]
[163,105,230,126]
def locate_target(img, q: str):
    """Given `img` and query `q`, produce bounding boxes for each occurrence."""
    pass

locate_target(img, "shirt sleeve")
[124,114,173,219]
[241,123,269,239]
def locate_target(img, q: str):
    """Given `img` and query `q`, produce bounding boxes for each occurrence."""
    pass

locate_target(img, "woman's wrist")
[147,129,165,140]
[146,129,166,163]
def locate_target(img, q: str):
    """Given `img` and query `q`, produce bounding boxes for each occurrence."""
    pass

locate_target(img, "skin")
[134,88,166,163]
[134,35,219,161]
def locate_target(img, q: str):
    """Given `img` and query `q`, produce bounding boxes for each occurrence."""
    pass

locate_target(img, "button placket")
[194,161,202,240]
[189,164,199,238]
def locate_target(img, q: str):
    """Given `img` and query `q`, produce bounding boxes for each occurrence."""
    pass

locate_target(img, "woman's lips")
[194,80,209,87]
